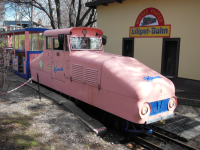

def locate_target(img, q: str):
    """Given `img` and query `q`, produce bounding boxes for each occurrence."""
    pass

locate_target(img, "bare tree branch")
[75,0,82,27]
[7,0,97,28]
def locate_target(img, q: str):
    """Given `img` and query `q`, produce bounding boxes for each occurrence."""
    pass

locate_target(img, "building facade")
[86,0,200,91]
[3,20,32,28]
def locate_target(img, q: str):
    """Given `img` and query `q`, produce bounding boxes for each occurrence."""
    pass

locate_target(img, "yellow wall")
[97,0,200,80]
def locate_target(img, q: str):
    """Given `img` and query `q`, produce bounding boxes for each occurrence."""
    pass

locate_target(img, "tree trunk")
[54,0,62,29]
[48,0,56,29]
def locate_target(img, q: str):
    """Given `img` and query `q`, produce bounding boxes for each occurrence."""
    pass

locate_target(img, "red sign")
[130,7,171,38]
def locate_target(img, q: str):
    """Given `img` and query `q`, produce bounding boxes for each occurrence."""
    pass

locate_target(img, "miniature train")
[142,17,157,26]
[28,27,177,125]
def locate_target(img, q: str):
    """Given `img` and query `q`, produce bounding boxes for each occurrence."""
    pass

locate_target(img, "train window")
[46,37,51,50]
[65,35,69,51]
[70,37,101,50]
[53,38,63,51]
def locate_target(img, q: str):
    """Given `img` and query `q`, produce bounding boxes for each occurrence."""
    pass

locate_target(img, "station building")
[86,0,200,91]
[3,20,32,28]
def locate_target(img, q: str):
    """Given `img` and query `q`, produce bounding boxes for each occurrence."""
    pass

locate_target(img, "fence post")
[37,73,41,102]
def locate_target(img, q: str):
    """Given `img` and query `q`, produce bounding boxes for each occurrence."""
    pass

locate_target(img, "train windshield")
[70,37,101,50]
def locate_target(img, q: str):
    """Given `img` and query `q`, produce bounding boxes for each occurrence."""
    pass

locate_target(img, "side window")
[65,35,69,51]
[53,38,63,51]
[46,37,51,50]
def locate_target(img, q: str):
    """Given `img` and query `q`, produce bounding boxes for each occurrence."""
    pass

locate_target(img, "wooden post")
[37,73,41,102]
[18,34,19,50]
[25,31,29,61]
[13,33,15,57]
[38,33,39,51]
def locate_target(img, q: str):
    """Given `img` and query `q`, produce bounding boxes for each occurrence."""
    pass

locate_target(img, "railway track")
[125,130,197,150]
[76,101,197,150]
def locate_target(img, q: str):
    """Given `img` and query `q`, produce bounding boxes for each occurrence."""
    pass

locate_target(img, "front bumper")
[145,113,174,124]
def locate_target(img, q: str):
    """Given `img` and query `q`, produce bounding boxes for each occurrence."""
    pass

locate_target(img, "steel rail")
[152,131,197,150]
[151,125,188,142]
[128,134,164,150]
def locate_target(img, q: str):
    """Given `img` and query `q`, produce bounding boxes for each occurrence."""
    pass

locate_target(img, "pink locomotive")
[30,27,177,125]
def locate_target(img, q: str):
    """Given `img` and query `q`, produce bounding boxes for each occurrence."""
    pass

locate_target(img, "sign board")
[129,8,171,38]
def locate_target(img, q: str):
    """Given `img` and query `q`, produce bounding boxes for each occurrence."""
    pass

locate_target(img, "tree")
[7,0,97,29]
[0,0,6,22]
[68,0,97,27]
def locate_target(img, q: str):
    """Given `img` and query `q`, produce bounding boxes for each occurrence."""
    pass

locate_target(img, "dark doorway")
[161,38,180,77]
[122,38,134,57]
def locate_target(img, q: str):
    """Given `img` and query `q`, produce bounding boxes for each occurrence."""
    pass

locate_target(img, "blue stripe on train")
[149,98,169,116]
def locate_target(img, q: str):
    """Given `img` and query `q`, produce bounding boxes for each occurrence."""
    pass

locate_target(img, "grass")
[16,139,39,149]
[0,112,44,149]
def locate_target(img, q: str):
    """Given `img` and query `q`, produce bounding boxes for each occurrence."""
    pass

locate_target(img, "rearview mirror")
[58,34,64,44]
[102,36,107,45]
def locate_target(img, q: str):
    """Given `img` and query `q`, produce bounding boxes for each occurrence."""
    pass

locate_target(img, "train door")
[51,37,65,82]
[161,38,180,77]
[43,36,52,73]
[122,38,134,57]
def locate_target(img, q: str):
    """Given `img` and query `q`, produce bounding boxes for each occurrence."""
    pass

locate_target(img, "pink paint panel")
[43,51,52,74]
[23,61,26,74]
[31,53,44,71]
[29,54,37,62]
[101,56,175,99]
[8,35,12,47]
[31,68,52,87]
[31,68,67,94]
[51,50,65,82]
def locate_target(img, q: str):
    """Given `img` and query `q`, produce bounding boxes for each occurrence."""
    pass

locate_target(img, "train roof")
[44,27,103,36]
[3,28,49,35]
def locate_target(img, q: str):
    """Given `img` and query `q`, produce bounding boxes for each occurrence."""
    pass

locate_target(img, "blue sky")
[5,4,29,21]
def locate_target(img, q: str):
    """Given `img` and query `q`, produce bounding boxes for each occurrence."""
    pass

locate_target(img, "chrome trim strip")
[145,113,174,124]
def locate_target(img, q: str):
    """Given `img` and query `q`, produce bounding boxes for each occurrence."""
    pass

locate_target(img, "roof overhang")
[85,0,124,9]
[2,28,49,35]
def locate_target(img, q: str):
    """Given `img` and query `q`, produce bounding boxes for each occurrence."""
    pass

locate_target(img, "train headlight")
[142,107,148,115]
[170,100,175,108]
[140,103,151,118]
[168,97,177,111]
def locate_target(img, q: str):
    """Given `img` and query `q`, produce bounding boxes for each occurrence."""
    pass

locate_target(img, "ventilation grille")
[85,68,98,87]
[72,64,83,82]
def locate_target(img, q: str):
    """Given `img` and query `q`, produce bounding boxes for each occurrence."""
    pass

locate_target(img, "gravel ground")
[0,74,200,150]
[0,77,129,150]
